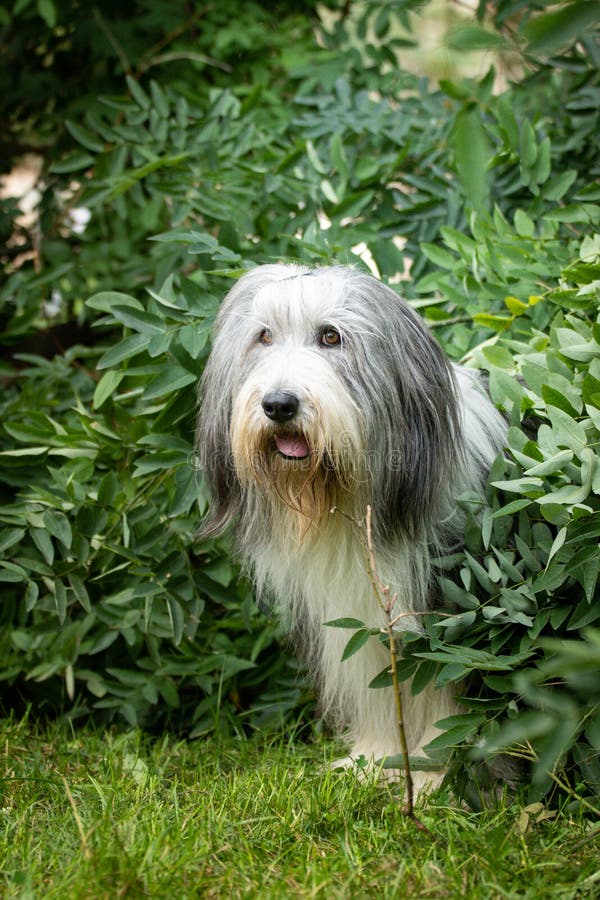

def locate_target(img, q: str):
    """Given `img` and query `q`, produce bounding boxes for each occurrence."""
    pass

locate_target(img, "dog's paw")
[332,754,368,772]
[332,753,445,798]
[409,768,445,798]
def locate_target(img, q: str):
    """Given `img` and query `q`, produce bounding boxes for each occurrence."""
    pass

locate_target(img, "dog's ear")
[195,387,241,539]
[368,295,461,542]
[196,265,298,539]
[196,292,242,538]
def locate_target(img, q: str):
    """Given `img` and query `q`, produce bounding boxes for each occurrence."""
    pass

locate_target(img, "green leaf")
[329,132,348,178]
[50,152,95,174]
[150,80,169,117]
[492,477,544,495]
[543,170,578,202]
[341,629,372,662]
[436,663,470,686]
[36,0,56,27]
[0,562,28,582]
[482,345,514,369]
[97,334,152,369]
[437,576,479,610]
[69,574,91,613]
[545,204,600,225]
[446,23,506,52]
[202,559,234,587]
[532,137,551,186]
[53,578,67,624]
[546,406,587,451]
[435,610,477,630]
[480,506,495,551]
[111,305,165,335]
[43,510,72,548]
[31,528,54,565]
[580,557,600,604]
[87,292,144,314]
[132,450,189,478]
[525,450,574,477]
[451,107,491,211]
[537,482,590,508]
[324,618,367,629]
[25,580,39,612]
[93,370,125,409]
[519,119,538,169]
[65,120,105,153]
[541,387,581,418]
[379,754,446,772]
[0,528,26,555]
[546,526,568,569]
[305,140,327,175]
[424,713,486,752]
[166,597,184,645]
[0,447,50,456]
[514,209,535,237]
[492,499,532,518]
[421,243,457,269]
[514,534,542,574]
[143,365,196,400]
[473,313,513,332]
[523,1,600,54]
[489,369,525,406]
[493,95,519,149]
[126,75,150,109]
[179,324,209,359]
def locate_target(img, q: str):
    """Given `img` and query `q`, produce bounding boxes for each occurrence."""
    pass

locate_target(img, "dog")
[197,263,507,795]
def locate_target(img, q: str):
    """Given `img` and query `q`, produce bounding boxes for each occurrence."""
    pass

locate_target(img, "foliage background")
[1,0,599,806]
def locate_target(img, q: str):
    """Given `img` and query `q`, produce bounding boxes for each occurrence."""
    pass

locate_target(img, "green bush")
[398,238,600,804]
[1,1,599,803]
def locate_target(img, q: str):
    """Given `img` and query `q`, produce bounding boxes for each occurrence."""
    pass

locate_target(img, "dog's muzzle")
[261,391,311,459]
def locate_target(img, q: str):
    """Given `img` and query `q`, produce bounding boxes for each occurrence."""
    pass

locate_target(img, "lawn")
[1,717,598,898]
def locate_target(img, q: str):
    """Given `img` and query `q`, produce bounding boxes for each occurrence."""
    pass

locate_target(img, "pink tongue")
[275,435,310,458]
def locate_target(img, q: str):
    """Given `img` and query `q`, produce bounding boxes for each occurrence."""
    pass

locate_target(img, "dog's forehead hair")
[250,272,348,333]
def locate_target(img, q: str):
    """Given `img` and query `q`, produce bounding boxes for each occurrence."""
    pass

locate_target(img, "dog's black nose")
[262,391,299,423]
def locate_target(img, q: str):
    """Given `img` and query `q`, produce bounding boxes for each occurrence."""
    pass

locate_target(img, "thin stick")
[61,775,91,859]
[364,506,435,837]
[385,615,415,815]
[364,508,413,812]
[330,504,436,836]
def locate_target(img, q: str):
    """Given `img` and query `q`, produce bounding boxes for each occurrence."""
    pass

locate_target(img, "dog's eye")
[259,328,273,346]
[320,327,341,347]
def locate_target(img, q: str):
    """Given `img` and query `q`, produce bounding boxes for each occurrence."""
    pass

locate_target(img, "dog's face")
[228,272,366,520]
[197,265,460,540]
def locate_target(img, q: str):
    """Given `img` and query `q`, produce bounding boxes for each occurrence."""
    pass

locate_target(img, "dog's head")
[197,264,461,540]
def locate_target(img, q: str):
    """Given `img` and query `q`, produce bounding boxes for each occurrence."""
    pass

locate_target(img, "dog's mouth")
[273,433,311,460]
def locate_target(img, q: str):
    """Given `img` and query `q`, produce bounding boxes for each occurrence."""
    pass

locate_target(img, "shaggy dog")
[197,264,506,794]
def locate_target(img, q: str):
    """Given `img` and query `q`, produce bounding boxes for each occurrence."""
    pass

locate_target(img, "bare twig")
[61,775,91,859]
[363,506,434,837]
[93,7,131,74]
[364,508,413,814]
[428,315,473,329]
[139,51,233,74]
[547,771,600,819]
[329,503,437,836]
[139,13,199,61]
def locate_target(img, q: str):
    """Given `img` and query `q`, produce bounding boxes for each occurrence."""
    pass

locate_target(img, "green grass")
[1,717,598,899]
